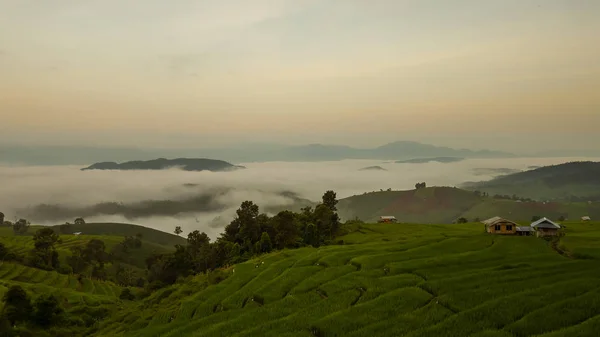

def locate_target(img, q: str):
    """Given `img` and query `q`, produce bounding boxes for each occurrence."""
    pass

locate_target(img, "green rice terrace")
[1,218,600,336]
[2,220,593,337]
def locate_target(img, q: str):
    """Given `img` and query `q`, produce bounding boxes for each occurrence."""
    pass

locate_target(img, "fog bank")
[1,157,596,237]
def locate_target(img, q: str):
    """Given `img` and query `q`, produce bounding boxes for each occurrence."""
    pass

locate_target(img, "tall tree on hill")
[12,218,30,235]
[272,211,301,249]
[303,223,319,247]
[29,227,61,270]
[74,217,86,225]
[33,294,64,328]
[187,230,212,273]
[2,285,33,326]
[258,232,272,253]
[224,201,261,245]
[67,246,89,274]
[322,190,338,212]
[313,204,337,243]
[174,226,182,236]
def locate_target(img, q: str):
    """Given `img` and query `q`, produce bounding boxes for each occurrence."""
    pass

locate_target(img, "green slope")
[337,187,600,223]
[461,161,600,201]
[50,222,187,247]
[88,221,600,337]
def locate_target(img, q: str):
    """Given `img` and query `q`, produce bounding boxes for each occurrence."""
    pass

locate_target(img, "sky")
[1,0,599,152]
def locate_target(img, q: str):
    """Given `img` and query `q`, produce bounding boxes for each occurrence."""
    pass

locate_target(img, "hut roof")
[482,216,518,227]
[530,217,561,229]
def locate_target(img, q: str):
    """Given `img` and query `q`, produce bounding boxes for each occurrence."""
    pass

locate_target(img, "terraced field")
[91,221,600,337]
[0,261,123,310]
[0,228,174,270]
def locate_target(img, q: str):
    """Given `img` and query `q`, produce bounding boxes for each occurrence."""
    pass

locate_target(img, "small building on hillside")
[516,226,534,236]
[482,216,518,235]
[582,216,591,221]
[378,216,397,223]
[530,217,561,237]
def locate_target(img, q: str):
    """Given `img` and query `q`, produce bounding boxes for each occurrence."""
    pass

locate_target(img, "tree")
[174,226,182,236]
[322,190,338,212]
[303,223,319,247]
[12,219,30,235]
[226,201,261,245]
[415,182,427,189]
[67,246,88,274]
[187,231,210,249]
[29,228,61,270]
[558,215,566,222]
[119,288,136,301]
[0,212,4,226]
[271,211,300,249]
[57,222,73,234]
[74,218,85,225]
[2,285,33,326]
[313,204,339,243]
[456,217,468,224]
[32,294,63,328]
[259,232,272,253]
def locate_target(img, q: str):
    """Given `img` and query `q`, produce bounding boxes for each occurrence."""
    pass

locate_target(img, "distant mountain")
[0,141,514,165]
[359,166,387,171]
[396,157,464,164]
[81,158,245,172]
[461,161,600,201]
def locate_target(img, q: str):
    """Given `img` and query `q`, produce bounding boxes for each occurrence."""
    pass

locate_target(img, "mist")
[1,157,597,238]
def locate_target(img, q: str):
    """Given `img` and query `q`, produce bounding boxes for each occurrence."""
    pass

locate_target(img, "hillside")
[337,187,600,223]
[49,222,187,247]
[81,158,245,172]
[462,161,600,201]
[88,221,600,337]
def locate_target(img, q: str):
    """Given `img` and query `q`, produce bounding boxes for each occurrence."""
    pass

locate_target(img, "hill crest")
[81,158,245,172]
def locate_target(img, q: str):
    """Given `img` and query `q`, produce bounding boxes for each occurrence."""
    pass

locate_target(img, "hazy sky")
[1,0,599,151]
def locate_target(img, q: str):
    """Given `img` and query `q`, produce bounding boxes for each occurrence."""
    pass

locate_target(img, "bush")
[57,265,73,275]
[207,269,228,285]
[119,288,136,301]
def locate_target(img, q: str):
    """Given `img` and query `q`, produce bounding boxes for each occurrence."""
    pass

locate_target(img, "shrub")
[57,265,73,275]
[119,288,136,301]
[208,269,229,285]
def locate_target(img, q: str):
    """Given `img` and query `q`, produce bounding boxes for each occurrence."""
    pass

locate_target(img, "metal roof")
[379,216,397,219]
[482,216,518,227]
[530,217,561,229]
[516,226,533,232]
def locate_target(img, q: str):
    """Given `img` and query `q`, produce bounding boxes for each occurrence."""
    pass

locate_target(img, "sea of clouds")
[0,157,596,238]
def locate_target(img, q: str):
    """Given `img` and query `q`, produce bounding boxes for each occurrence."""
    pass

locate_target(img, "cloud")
[1,157,594,238]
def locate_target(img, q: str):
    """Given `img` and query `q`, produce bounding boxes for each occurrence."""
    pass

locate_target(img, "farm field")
[90,221,600,337]
[337,187,600,223]
[0,224,178,270]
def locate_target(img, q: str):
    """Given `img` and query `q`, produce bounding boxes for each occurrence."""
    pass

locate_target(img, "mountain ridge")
[81,158,245,172]
[1,140,514,165]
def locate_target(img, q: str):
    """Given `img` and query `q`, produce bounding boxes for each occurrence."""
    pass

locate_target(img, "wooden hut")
[530,217,561,237]
[482,216,518,235]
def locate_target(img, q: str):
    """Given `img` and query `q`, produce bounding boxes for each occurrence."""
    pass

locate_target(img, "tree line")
[145,190,342,288]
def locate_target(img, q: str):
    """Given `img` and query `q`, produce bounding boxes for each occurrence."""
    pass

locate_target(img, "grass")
[337,187,600,224]
[0,225,176,270]
[73,220,600,337]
